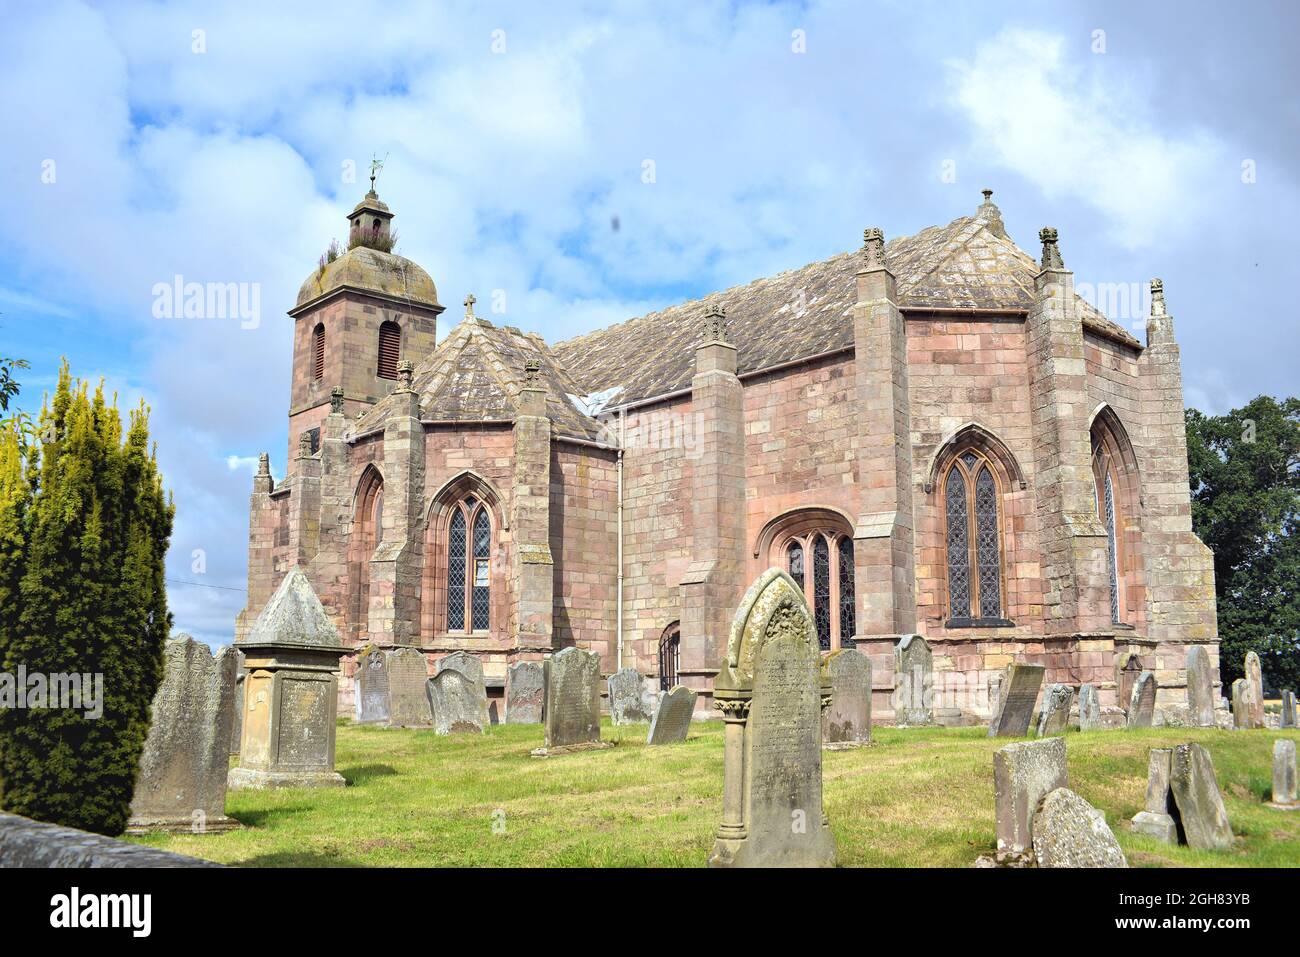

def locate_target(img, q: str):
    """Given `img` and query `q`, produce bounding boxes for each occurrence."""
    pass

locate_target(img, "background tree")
[0,362,174,835]
[1187,395,1300,691]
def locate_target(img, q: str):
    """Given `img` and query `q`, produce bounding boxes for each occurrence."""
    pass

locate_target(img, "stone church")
[236,185,1219,721]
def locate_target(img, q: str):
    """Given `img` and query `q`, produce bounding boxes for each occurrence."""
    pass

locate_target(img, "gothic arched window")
[377,321,401,379]
[943,449,1005,624]
[767,510,855,651]
[446,496,492,633]
[658,622,681,691]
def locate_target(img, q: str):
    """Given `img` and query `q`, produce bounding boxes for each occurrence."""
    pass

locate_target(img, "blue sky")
[1,0,1296,647]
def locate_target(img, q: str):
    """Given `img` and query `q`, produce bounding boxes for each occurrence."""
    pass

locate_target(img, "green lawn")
[126,720,1300,867]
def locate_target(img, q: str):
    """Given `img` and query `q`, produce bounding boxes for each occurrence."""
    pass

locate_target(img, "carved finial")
[862,227,886,268]
[298,431,314,458]
[1039,227,1064,270]
[523,358,541,387]
[1150,278,1166,316]
[463,293,477,320]
[396,359,414,392]
[330,386,345,414]
[257,452,270,476]
[704,304,728,342]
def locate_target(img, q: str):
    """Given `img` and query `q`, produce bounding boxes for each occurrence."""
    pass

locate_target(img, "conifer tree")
[0,362,174,834]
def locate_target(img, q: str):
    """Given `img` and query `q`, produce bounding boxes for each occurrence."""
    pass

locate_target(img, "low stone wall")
[0,812,221,867]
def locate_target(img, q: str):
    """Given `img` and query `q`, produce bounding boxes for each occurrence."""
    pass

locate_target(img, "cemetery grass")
[127,722,1300,867]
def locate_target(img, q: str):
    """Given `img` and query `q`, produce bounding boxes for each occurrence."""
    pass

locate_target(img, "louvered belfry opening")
[312,323,325,381]
[377,320,401,379]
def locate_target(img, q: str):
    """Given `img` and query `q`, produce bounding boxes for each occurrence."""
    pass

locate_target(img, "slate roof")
[554,198,1141,406]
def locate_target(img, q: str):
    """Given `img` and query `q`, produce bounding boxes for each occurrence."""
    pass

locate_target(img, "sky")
[0,0,1296,648]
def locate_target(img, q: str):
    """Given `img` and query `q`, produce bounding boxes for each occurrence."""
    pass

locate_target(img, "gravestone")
[1169,743,1233,850]
[128,636,240,833]
[506,660,545,723]
[354,646,391,724]
[1032,788,1127,868]
[228,568,347,790]
[1282,691,1297,729]
[823,648,872,748]
[647,685,696,745]
[1231,677,1261,730]
[534,646,608,755]
[387,647,433,727]
[1245,651,1265,728]
[1077,683,1101,731]
[229,654,246,757]
[607,667,652,724]
[1126,671,1157,729]
[709,568,835,867]
[1271,739,1298,808]
[1130,748,1178,843]
[1036,684,1074,737]
[1185,645,1216,728]
[426,670,487,734]
[987,663,1045,738]
[993,736,1068,862]
[435,651,490,729]
[987,672,1004,718]
[893,635,933,725]
[1117,654,1143,719]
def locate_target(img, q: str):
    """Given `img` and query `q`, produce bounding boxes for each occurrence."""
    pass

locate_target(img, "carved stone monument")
[435,650,490,729]
[1126,671,1157,729]
[1130,748,1178,843]
[988,663,1045,738]
[228,567,347,790]
[823,648,872,748]
[1185,645,1216,728]
[355,646,432,728]
[1036,684,1074,737]
[1169,743,1233,850]
[1077,683,1101,731]
[993,736,1067,862]
[426,669,487,734]
[506,660,545,724]
[709,568,835,867]
[128,636,240,833]
[893,635,932,726]
[533,646,609,755]
[607,667,653,724]
[647,685,696,745]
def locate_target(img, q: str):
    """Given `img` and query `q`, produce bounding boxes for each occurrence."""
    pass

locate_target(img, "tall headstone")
[1185,645,1216,728]
[1077,683,1101,731]
[709,568,835,868]
[1169,743,1233,850]
[229,653,246,757]
[1282,690,1297,729]
[1231,676,1262,730]
[426,670,487,734]
[128,636,240,833]
[355,645,391,724]
[1271,739,1298,808]
[993,736,1068,862]
[1126,671,1157,729]
[1130,748,1178,843]
[436,651,490,729]
[1117,654,1143,719]
[1245,651,1266,729]
[228,567,347,790]
[534,646,607,754]
[1032,788,1127,868]
[1036,684,1074,737]
[988,663,1045,738]
[647,685,696,745]
[506,660,545,724]
[823,648,872,748]
[386,647,433,727]
[607,667,652,724]
[893,635,933,726]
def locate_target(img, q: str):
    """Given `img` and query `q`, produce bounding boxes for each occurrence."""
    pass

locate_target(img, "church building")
[236,185,1219,721]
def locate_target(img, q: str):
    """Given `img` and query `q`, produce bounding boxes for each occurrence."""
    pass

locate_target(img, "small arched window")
[377,321,401,379]
[944,449,1005,623]
[781,527,854,650]
[446,496,492,633]
[658,623,681,691]
[312,323,325,381]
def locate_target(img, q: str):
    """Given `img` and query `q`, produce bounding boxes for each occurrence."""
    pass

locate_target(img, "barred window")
[377,320,401,379]
[312,323,325,381]
[447,496,492,633]
[838,536,856,648]
[813,535,831,651]
[944,450,1004,622]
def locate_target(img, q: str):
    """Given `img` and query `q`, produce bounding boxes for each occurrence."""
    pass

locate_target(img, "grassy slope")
[127,721,1300,867]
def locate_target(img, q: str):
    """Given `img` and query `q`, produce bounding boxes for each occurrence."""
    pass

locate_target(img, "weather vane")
[368,152,388,191]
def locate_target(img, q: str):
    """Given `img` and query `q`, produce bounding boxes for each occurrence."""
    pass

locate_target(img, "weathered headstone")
[228,568,347,790]
[893,634,932,725]
[1185,645,1216,728]
[435,651,490,729]
[993,736,1067,861]
[229,653,246,757]
[1077,683,1101,732]
[1033,788,1127,868]
[355,646,391,724]
[534,646,608,754]
[1130,748,1178,843]
[506,660,545,724]
[647,685,696,745]
[426,669,487,734]
[1117,654,1143,718]
[1126,671,1156,729]
[607,667,652,724]
[1231,677,1261,730]
[1169,743,1233,850]
[1245,651,1265,728]
[1036,684,1074,737]
[987,671,1004,718]
[709,568,835,867]
[987,663,1045,738]
[128,636,240,833]
[1271,739,1298,808]
[1282,691,1297,729]
[437,650,484,684]
[387,647,432,727]
[823,648,872,748]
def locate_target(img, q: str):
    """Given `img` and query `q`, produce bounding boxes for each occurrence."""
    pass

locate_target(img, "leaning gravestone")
[1127,671,1157,729]
[893,635,933,725]
[1245,651,1266,729]
[228,567,347,790]
[823,648,872,748]
[1169,743,1233,850]
[128,635,240,833]
[708,568,835,867]
[647,685,696,745]
[607,667,652,724]
[1078,683,1101,731]
[534,647,608,755]
[1032,788,1127,868]
[426,670,486,734]
[1271,739,1298,809]
[1037,684,1074,737]
[1282,691,1297,729]
[988,663,1045,738]
[506,660,545,724]
[1185,645,1216,728]
[993,736,1067,862]
[436,651,490,729]
[1130,748,1178,843]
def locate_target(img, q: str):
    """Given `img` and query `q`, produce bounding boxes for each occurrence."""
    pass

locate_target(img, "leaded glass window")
[838,536,856,648]
[946,467,971,618]
[975,466,1001,619]
[813,535,831,650]
[1103,470,1120,624]
[945,451,1004,622]
[788,541,804,590]
[471,507,491,630]
[447,509,466,631]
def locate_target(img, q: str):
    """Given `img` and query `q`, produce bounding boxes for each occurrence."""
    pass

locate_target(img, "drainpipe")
[616,407,625,670]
